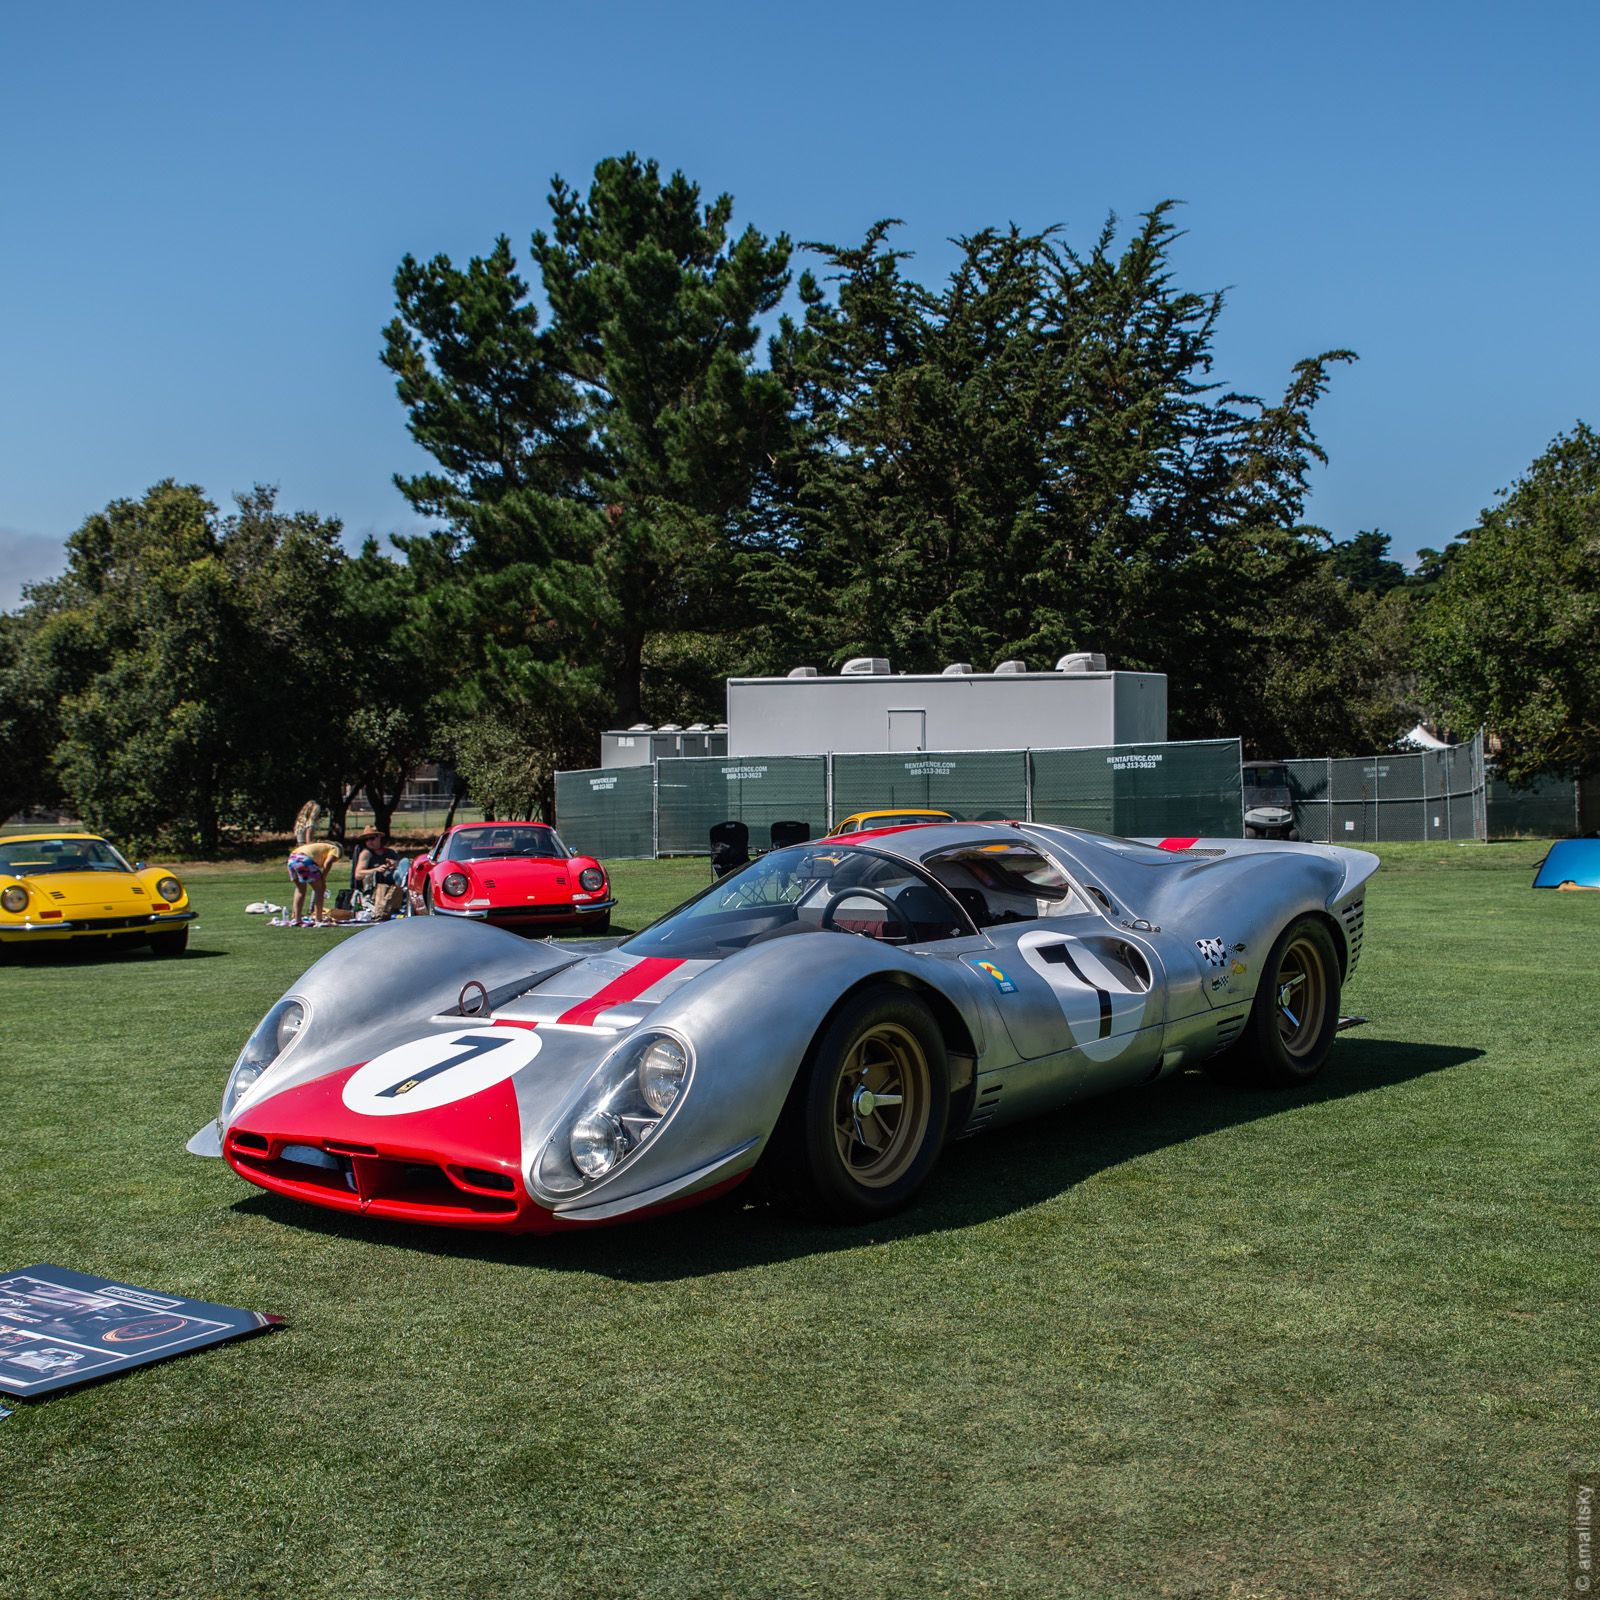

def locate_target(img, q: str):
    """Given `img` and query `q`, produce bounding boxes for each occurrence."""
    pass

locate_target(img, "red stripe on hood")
[557,957,683,1027]
[1159,837,1198,852]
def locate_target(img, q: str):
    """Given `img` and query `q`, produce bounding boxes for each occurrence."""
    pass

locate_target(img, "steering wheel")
[821,887,915,944]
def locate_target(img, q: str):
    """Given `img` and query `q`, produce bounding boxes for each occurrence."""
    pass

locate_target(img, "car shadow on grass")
[3,942,227,965]
[230,1035,1483,1278]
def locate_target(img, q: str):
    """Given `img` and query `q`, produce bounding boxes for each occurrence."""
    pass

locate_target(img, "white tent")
[1397,723,1452,751]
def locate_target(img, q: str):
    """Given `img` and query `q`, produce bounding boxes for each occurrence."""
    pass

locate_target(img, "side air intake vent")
[1340,898,1365,973]
[961,1081,1005,1137]
[1213,1013,1247,1051]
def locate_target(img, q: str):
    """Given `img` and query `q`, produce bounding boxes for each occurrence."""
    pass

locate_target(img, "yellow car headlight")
[1,885,27,913]
[157,876,183,902]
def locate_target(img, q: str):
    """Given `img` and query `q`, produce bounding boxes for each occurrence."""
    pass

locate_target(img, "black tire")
[1244,824,1260,839]
[149,928,189,958]
[1287,827,1302,842]
[1208,915,1340,1088]
[421,882,434,915]
[589,915,611,936]
[765,985,950,1221]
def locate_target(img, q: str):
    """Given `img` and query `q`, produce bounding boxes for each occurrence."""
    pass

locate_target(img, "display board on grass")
[1031,739,1242,837]
[554,765,656,859]
[0,1265,279,1399]
[655,755,828,855]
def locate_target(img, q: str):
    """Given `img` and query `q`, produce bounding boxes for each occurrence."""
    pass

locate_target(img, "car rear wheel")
[1208,915,1340,1087]
[766,986,950,1221]
[149,928,189,958]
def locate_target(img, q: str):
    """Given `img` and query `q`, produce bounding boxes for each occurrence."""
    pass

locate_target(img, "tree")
[320,539,439,839]
[15,482,352,853]
[769,207,1363,747]
[1329,528,1406,594]
[1418,423,1600,782]
[0,606,66,821]
[383,154,791,808]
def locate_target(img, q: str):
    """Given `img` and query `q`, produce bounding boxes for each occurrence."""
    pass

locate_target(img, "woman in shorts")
[285,839,342,925]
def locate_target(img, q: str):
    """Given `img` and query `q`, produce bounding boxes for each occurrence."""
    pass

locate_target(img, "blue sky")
[3,0,1596,607]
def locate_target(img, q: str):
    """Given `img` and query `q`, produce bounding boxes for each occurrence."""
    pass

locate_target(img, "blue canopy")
[1532,838,1600,889]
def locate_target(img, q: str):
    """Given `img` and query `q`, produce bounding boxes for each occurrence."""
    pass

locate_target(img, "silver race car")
[188,823,1377,1231]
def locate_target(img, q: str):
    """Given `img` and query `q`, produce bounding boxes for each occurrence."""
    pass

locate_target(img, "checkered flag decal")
[1195,937,1227,968]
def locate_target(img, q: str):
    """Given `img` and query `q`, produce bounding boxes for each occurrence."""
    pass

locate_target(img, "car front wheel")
[769,986,950,1221]
[149,928,189,958]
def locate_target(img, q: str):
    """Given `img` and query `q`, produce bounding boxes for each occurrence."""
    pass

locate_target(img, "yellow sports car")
[827,809,956,836]
[0,832,196,955]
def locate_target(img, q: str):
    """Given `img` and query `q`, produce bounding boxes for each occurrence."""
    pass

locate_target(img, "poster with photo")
[0,1264,281,1398]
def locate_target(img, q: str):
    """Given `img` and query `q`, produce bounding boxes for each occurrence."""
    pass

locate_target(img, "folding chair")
[769,820,810,850]
[709,820,751,880]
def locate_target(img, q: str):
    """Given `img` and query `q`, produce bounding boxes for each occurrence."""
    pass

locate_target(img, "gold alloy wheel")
[1275,935,1330,1059]
[832,1022,933,1189]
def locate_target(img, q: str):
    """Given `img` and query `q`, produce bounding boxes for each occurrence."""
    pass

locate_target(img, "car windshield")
[622,843,975,959]
[0,837,132,876]
[446,826,570,861]
[858,813,950,830]
[1245,766,1290,789]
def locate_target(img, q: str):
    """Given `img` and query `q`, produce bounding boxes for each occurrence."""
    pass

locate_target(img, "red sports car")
[407,822,615,935]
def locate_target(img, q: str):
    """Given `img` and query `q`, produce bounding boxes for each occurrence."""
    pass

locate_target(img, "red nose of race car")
[223,1058,550,1230]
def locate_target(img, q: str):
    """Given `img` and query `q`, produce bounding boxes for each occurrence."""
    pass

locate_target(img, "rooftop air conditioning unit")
[657,724,683,733]
[713,723,728,730]
[1056,652,1107,673]
[686,722,708,731]
[787,666,819,678]
[628,722,652,731]
[841,657,891,675]
[942,662,974,675]
[994,659,1027,674]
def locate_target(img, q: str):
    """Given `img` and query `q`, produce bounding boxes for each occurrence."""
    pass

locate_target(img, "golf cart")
[1242,761,1299,840]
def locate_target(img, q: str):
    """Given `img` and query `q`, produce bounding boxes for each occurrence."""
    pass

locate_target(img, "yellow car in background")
[0,832,196,956]
[827,809,956,836]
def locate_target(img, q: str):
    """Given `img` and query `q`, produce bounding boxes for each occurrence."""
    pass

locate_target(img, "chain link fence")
[655,755,829,855]
[552,766,656,859]
[558,738,1245,857]
[1284,733,1487,842]
[831,749,1029,824]
[1485,773,1582,838]
[1031,739,1242,837]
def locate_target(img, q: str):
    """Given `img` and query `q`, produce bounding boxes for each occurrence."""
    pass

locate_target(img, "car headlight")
[441,871,469,897]
[1,885,26,913]
[535,1029,695,1196]
[578,867,605,892]
[638,1037,687,1114]
[570,1110,626,1178]
[157,875,183,902]
[222,998,307,1121]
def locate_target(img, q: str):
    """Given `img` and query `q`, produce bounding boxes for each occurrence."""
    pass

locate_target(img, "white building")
[724,656,1166,756]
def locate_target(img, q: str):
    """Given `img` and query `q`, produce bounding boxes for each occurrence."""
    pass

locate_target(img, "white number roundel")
[341,1028,541,1117]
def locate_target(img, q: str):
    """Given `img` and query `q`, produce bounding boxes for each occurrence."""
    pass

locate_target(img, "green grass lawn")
[1,841,1593,1598]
